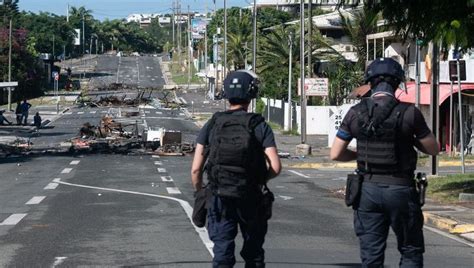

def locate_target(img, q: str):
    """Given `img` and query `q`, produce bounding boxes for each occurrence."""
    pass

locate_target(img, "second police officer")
[191,70,281,268]
[330,58,439,267]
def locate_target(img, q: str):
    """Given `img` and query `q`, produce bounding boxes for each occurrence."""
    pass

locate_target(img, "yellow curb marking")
[451,224,474,234]
[424,212,474,234]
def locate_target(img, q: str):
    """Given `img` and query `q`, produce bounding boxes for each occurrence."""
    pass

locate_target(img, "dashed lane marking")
[77,111,84,115]
[69,160,80,165]
[154,161,162,165]
[0,213,27,226]
[89,111,97,114]
[53,257,68,267]
[288,170,310,178]
[61,168,73,174]
[161,176,173,182]
[152,155,160,158]
[155,111,163,115]
[44,182,59,190]
[166,187,181,194]
[157,168,167,173]
[52,178,214,256]
[25,196,46,205]
[100,111,108,114]
[64,112,73,115]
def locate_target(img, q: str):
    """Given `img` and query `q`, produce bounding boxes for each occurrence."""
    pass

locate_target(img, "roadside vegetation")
[428,174,474,203]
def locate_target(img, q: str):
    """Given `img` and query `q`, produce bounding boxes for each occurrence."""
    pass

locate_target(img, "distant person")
[20,99,32,125]
[15,101,22,125]
[0,110,12,125]
[33,112,42,133]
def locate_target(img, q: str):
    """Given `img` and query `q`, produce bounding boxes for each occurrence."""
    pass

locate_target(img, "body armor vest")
[355,97,413,176]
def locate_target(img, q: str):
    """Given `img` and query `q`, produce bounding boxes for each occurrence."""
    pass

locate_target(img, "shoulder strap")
[246,113,265,131]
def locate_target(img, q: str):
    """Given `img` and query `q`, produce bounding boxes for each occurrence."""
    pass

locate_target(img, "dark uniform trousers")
[354,181,425,267]
[208,195,268,268]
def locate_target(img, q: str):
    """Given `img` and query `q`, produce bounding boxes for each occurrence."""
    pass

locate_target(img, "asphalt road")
[0,55,472,267]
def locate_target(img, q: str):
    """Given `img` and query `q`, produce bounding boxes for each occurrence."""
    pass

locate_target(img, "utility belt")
[345,171,427,208]
[362,173,415,187]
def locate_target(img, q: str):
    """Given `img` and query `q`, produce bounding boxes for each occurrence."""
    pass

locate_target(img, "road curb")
[287,161,474,169]
[423,212,474,235]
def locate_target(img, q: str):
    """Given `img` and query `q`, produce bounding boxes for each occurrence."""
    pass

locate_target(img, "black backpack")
[205,111,267,199]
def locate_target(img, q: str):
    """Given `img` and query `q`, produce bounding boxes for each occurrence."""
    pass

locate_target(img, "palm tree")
[226,14,252,70]
[339,8,379,68]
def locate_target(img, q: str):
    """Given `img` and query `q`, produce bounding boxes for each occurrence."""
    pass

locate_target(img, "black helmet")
[364,57,405,84]
[223,70,259,101]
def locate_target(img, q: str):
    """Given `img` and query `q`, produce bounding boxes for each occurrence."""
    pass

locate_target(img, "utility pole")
[297,0,310,156]
[300,1,306,144]
[172,0,175,49]
[224,0,227,77]
[415,40,420,108]
[251,0,257,112]
[82,13,85,55]
[429,42,439,175]
[53,35,55,58]
[204,4,208,73]
[457,58,465,173]
[7,19,12,111]
[187,5,191,88]
[286,32,293,132]
[308,0,313,78]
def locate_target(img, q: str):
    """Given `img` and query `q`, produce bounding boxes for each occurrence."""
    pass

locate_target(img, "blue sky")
[18,0,251,20]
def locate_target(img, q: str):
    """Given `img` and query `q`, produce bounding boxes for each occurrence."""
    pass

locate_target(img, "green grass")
[267,121,282,131]
[281,128,300,136]
[169,56,202,85]
[427,174,474,203]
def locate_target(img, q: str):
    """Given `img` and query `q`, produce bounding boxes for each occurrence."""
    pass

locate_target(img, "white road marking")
[143,116,186,121]
[332,177,347,181]
[25,196,46,205]
[154,161,162,165]
[52,257,67,267]
[424,226,474,248]
[166,187,181,194]
[61,168,73,174]
[89,111,97,114]
[77,111,84,115]
[145,111,150,114]
[44,182,59,190]
[161,176,173,182]
[52,179,214,256]
[100,111,108,114]
[278,195,294,201]
[155,111,163,115]
[157,168,167,173]
[69,160,80,165]
[64,112,73,115]
[152,155,160,158]
[0,213,27,226]
[288,170,310,178]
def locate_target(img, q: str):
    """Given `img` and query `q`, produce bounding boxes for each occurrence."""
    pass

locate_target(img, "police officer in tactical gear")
[191,70,281,268]
[330,58,439,267]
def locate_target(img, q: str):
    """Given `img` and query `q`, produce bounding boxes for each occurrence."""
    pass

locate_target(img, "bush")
[255,98,265,115]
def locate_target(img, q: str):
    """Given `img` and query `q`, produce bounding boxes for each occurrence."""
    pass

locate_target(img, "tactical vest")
[355,97,415,176]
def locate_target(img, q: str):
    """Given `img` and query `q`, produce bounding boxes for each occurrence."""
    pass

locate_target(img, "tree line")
[0,0,171,103]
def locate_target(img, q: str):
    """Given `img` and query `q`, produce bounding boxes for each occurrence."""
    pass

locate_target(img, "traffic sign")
[52,71,59,81]
[449,60,466,81]
[0,82,18,87]
[298,78,329,96]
